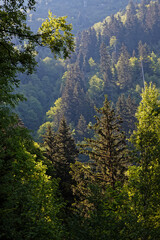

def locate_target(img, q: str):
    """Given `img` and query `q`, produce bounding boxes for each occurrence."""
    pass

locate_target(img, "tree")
[87,74,104,104]
[100,42,112,87]
[116,45,132,89]
[44,117,78,209]
[76,114,88,141]
[39,11,74,59]
[138,41,150,79]
[116,94,137,136]
[0,1,74,238]
[127,83,160,240]
[81,96,128,190]
[61,64,91,125]
[0,122,64,240]
[125,1,138,50]
[0,0,74,109]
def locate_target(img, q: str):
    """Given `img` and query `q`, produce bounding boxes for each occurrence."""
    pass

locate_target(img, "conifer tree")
[103,15,124,43]
[43,124,55,162]
[100,42,112,85]
[116,44,132,89]
[116,94,137,136]
[125,1,138,50]
[62,64,91,125]
[81,96,128,190]
[138,41,150,72]
[76,114,88,141]
[42,124,57,177]
[44,117,78,208]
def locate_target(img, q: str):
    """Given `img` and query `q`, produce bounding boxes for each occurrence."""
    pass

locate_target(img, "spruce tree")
[100,42,112,85]
[76,114,88,141]
[125,1,138,50]
[81,96,128,190]
[62,64,92,126]
[43,124,55,162]
[43,124,56,177]
[44,117,78,208]
[116,44,132,89]
[116,94,137,136]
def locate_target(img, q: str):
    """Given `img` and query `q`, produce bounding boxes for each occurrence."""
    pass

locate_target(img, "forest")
[1,0,160,239]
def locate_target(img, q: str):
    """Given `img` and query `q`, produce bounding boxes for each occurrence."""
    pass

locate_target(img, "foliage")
[0,118,64,239]
[0,0,74,112]
[87,74,104,101]
[39,11,75,59]
[80,96,128,190]
[43,117,78,210]
[127,82,160,239]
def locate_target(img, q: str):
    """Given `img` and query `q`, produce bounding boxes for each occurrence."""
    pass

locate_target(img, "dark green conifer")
[100,42,112,80]
[125,1,138,50]
[62,64,92,126]
[138,41,151,77]
[116,44,132,89]
[76,114,88,141]
[43,124,56,177]
[116,94,137,136]
[43,124,55,162]
[81,97,128,190]
[50,117,78,207]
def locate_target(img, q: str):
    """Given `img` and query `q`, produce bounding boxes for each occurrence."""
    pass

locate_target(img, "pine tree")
[62,64,92,126]
[125,1,138,50]
[81,97,128,190]
[138,41,151,80]
[76,114,88,141]
[103,15,124,43]
[70,161,94,214]
[116,94,137,136]
[100,42,112,85]
[116,44,132,89]
[45,117,78,208]
[43,124,56,177]
[125,1,137,29]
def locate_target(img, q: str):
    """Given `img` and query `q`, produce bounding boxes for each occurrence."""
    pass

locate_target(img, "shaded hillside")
[39,0,160,140]
[17,0,138,134]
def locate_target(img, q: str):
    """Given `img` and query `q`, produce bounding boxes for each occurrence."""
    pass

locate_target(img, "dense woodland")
[16,0,140,134]
[1,0,160,239]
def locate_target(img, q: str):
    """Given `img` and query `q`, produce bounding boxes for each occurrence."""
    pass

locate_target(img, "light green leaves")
[39,11,75,59]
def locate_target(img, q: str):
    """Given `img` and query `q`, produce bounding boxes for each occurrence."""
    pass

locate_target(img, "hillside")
[17,0,139,135]
[2,1,160,239]
[37,0,160,140]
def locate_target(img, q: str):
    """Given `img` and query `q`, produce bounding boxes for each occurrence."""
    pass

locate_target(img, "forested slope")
[2,1,160,239]
[16,0,140,135]
[39,0,160,140]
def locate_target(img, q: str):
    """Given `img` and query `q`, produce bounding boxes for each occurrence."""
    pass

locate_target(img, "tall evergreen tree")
[62,64,91,125]
[100,42,112,85]
[116,44,132,89]
[76,114,88,141]
[42,124,57,177]
[81,96,128,190]
[125,0,139,50]
[116,94,137,136]
[44,117,78,209]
